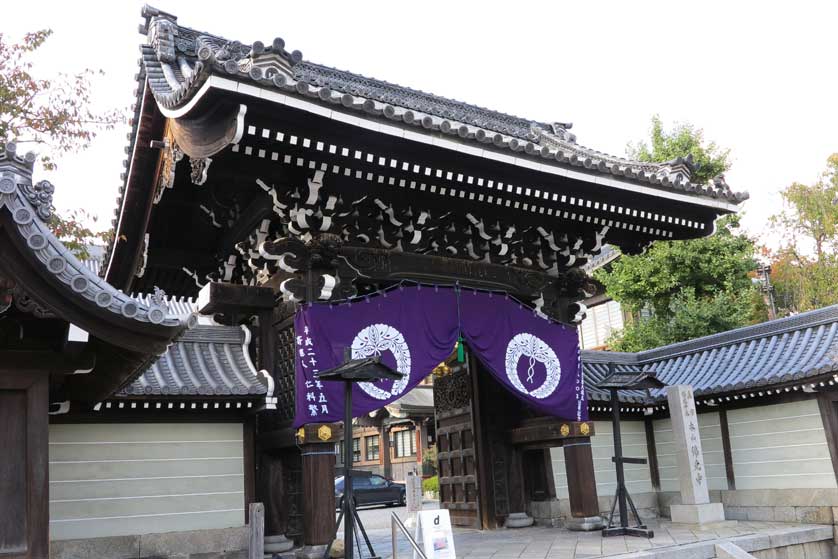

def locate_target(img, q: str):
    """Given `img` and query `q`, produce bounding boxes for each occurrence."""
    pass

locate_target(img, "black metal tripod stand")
[317,352,402,559]
[602,385,654,538]
[327,492,378,559]
[599,362,656,538]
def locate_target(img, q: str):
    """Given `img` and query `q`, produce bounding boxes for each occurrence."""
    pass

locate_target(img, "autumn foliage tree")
[0,29,121,258]
[767,154,838,314]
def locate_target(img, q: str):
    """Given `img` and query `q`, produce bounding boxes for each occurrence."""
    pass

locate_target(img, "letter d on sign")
[416,509,455,559]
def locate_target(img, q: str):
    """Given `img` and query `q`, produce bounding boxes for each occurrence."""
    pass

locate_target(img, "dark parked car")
[335,474,406,508]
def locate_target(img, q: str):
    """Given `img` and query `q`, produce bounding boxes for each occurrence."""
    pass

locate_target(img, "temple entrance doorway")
[431,349,600,530]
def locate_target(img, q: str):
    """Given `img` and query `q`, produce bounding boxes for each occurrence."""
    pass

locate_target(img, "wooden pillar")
[0,369,48,559]
[644,418,661,491]
[415,419,429,473]
[508,447,527,513]
[563,438,601,518]
[257,308,276,374]
[381,424,392,479]
[298,425,337,555]
[719,408,736,490]
[249,502,265,559]
[243,417,256,524]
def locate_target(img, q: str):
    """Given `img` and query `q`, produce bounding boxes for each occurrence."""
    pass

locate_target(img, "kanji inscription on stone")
[666,385,710,505]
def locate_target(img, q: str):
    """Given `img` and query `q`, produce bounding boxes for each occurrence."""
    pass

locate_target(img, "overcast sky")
[7,1,838,250]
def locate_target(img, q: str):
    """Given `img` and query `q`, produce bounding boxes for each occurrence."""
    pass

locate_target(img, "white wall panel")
[654,411,728,492]
[49,423,244,540]
[727,399,836,490]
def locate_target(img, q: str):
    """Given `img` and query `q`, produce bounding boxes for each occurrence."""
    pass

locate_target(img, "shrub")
[422,475,439,497]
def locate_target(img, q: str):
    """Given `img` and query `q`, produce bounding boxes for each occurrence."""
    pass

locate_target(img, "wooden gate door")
[433,361,483,529]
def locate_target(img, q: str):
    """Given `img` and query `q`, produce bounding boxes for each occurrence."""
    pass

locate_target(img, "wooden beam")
[644,417,660,491]
[256,426,298,450]
[106,86,167,291]
[197,282,274,316]
[719,408,736,491]
[0,349,95,375]
[507,419,595,445]
[339,245,555,297]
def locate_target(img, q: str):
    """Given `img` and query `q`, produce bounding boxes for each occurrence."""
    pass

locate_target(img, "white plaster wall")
[727,399,836,490]
[654,411,728,492]
[551,420,653,498]
[49,423,245,540]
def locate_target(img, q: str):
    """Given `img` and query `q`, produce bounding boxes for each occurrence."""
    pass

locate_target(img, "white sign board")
[406,472,423,513]
[414,509,455,559]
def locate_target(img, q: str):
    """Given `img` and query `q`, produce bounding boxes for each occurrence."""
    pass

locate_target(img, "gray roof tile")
[118,325,269,398]
[583,305,838,403]
[135,7,746,205]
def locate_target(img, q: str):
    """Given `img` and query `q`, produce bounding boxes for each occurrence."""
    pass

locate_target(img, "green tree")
[1,29,120,257]
[596,117,761,351]
[767,154,838,314]
[596,216,763,351]
[627,115,731,184]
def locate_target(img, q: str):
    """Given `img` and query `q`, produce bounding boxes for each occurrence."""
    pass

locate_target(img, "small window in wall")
[394,429,417,458]
[353,438,361,463]
[336,441,343,464]
[366,435,380,461]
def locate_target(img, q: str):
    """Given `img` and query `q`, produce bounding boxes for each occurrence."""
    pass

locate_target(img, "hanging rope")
[454,282,465,362]
[298,279,575,328]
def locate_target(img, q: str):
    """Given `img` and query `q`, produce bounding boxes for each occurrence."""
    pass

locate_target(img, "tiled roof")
[118,324,270,397]
[0,146,185,332]
[134,6,746,205]
[386,386,434,416]
[582,305,838,403]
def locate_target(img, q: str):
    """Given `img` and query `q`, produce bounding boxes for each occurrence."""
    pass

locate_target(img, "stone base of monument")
[505,512,535,528]
[670,502,726,525]
[565,516,606,531]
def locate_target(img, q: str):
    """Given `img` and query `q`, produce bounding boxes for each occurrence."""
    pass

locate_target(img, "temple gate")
[75,6,745,555]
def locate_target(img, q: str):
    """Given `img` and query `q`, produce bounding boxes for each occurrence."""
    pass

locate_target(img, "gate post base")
[565,516,605,531]
[504,512,534,528]
[296,544,328,559]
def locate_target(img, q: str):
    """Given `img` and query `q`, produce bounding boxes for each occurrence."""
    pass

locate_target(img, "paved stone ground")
[335,519,832,559]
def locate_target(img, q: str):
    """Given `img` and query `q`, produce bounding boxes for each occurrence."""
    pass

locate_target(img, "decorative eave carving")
[0,142,193,354]
[217,169,609,292]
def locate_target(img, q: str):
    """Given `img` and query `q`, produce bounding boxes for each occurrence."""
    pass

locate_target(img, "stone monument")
[665,385,725,524]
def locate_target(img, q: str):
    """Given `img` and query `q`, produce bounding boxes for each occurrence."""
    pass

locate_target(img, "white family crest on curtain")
[351,323,412,399]
[504,332,562,399]
[293,286,585,428]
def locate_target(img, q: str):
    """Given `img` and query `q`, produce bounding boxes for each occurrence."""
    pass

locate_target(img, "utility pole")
[757,264,777,320]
